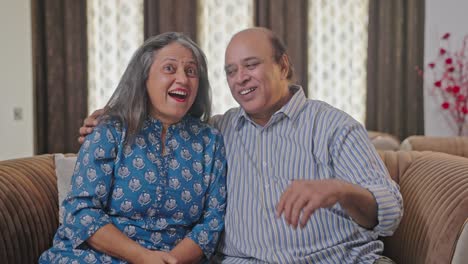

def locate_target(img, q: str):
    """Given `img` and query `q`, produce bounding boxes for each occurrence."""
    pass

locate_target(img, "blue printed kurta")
[39,115,227,263]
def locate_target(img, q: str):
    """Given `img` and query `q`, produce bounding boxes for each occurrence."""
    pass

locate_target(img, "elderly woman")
[39,32,227,264]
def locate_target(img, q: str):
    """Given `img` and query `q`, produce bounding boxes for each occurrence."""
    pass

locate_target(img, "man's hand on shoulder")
[78,108,104,144]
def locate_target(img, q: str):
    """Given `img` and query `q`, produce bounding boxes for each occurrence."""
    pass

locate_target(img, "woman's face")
[146,42,199,125]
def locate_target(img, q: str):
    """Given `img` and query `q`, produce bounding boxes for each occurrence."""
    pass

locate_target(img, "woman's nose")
[175,69,188,84]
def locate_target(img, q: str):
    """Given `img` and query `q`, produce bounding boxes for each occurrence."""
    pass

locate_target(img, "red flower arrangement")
[417,33,468,136]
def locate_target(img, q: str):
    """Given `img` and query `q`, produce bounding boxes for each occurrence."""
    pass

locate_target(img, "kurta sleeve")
[186,130,227,259]
[330,123,403,236]
[60,121,120,248]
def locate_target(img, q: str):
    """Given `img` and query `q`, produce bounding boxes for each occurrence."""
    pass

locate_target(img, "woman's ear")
[279,54,290,80]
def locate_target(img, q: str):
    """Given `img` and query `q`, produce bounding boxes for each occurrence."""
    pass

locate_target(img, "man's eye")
[226,68,237,77]
[246,62,259,69]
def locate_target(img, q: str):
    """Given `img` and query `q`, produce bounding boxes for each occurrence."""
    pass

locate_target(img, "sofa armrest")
[0,155,59,263]
[382,152,468,264]
[400,136,468,158]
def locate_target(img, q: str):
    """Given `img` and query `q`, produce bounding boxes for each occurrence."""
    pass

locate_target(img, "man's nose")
[235,68,250,85]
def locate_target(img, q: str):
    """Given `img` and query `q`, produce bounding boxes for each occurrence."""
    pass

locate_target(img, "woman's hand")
[86,224,178,264]
[137,250,178,264]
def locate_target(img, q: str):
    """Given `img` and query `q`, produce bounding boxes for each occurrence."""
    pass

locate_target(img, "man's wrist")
[335,179,351,204]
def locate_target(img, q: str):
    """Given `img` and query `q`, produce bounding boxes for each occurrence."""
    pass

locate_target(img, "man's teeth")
[240,88,255,95]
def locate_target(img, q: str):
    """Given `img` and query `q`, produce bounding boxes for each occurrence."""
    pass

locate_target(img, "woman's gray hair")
[102,32,211,142]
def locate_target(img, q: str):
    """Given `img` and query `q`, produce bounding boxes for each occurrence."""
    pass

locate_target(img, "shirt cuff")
[364,184,403,236]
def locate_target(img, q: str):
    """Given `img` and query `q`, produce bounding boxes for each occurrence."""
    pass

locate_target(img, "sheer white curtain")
[197,0,254,115]
[307,0,369,124]
[87,0,144,114]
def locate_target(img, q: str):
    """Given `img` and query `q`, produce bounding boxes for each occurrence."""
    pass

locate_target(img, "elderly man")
[80,28,402,263]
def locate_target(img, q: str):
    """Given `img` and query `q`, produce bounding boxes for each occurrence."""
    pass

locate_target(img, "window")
[197,0,254,115]
[87,1,369,121]
[87,0,143,113]
[307,0,369,123]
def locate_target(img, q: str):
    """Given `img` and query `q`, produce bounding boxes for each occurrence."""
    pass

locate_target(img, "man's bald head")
[228,27,294,81]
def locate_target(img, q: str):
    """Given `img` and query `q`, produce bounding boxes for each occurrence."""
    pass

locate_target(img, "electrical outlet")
[13,107,23,121]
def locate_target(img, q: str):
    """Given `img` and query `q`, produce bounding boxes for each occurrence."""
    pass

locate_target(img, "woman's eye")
[163,65,175,72]
[186,67,198,77]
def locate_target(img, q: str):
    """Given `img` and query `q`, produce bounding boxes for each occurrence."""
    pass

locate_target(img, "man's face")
[224,30,289,122]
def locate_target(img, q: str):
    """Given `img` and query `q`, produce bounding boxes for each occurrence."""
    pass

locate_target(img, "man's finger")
[83,108,103,127]
[283,191,300,225]
[78,136,85,144]
[276,187,291,218]
[79,127,88,136]
[289,197,308,229]
[300,201,318,228]
[83,116,98,127]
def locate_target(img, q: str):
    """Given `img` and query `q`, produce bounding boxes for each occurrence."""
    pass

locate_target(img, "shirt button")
[262,161,267,167]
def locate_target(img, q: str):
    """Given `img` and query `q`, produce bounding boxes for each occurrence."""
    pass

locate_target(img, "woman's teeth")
[168,90,188,99]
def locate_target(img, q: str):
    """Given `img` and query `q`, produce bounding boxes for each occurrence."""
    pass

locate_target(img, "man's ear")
[279,54,290,80]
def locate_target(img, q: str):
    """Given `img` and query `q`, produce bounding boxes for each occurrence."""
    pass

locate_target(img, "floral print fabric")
[40,116,227,263]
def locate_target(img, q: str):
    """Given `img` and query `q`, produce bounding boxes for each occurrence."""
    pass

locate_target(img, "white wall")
[0,0,34,160]
[424,0,468,136]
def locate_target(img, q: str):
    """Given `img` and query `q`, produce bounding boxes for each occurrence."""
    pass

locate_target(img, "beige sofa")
[368,131,401,151]
[0,152,467,263]
[401,135,468,158]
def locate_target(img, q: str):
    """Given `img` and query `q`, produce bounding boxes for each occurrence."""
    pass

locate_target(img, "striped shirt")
[211,86,403,263]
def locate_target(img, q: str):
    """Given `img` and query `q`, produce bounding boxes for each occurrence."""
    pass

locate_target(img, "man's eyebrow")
[242,56,260,62]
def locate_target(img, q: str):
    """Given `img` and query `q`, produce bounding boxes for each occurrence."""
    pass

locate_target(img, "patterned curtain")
[87,0,144,113]
[307,0,369,124]
[197,0,254,115]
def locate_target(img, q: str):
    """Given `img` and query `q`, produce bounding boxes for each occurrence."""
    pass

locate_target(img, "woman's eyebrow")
[161,57,197,65]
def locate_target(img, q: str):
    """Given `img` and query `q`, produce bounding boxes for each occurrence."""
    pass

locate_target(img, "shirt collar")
[233,84,308,130]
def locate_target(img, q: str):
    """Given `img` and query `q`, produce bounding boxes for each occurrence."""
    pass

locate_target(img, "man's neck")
[249,90,293,126]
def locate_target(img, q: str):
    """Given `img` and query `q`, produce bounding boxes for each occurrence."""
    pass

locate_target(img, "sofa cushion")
[54,154,77,223]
